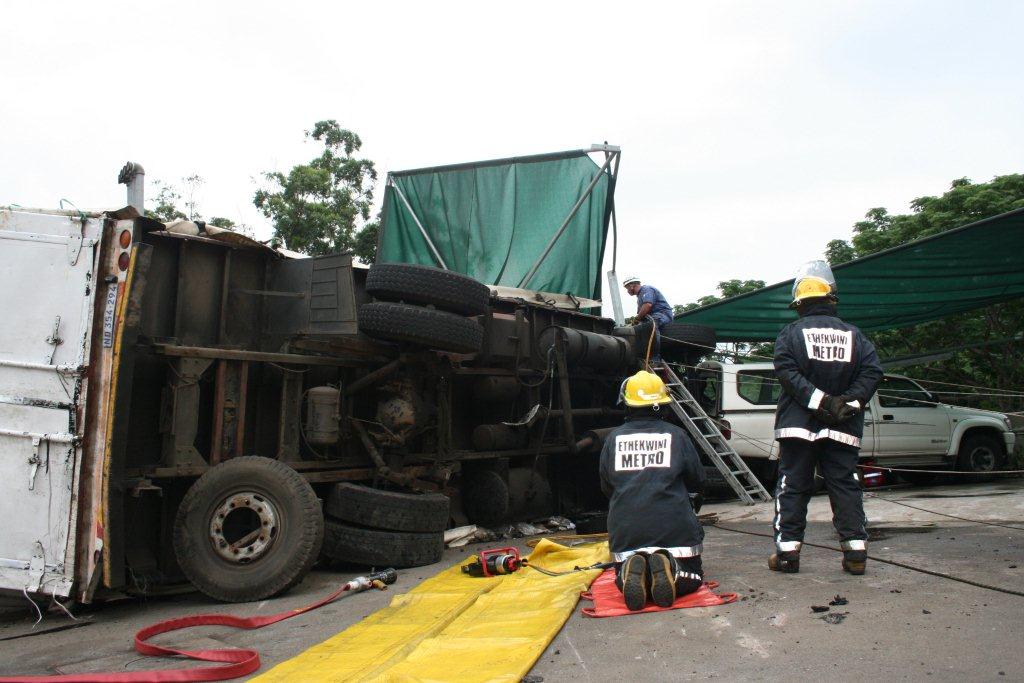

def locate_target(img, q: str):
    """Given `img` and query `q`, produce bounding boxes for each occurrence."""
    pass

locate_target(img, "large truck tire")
[172,456,324,602]
[359,302,484,353]
[321,519,444,568]
[325,483,450,533]
[660,322,716,354]
[461,467,510,527]
[366,263,491,316]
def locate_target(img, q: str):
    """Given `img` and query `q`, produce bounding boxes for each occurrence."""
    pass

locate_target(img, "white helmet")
[622,275,641,286]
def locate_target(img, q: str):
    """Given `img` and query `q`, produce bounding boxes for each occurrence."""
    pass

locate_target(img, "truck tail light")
[717,418,732,440]
[118,229,132,248]
[117,251,130,271]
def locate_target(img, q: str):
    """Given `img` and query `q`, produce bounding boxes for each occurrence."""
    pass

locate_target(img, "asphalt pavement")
[2,479,1023,681]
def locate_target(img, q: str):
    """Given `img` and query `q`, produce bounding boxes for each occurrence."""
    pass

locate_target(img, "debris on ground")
[890,589,902,593]
[698,513,720,526]
[923,609,932,614]
[445,517,581,548]
[829,595,849,606]
[444,525,497,548]
[811,605,830,613]
[822,612,849,624]
[522,675,545,683]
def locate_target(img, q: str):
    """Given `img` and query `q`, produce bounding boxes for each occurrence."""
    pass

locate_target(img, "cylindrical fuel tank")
[472,423,528,451]
[305,386,340,445]
[538,327,633,370]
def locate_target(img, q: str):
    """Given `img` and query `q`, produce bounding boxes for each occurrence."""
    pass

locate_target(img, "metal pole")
[517,151,617,289]
[607,271,625,324]
[389,178,449,270]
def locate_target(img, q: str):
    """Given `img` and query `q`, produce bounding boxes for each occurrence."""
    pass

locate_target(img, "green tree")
[676,279,766,314]
[832,174,1024,411]
[208,217,236,229]
[825,239,856,265]
[147,180,187,222]
[254,120,378,259]
[675,279,771,361]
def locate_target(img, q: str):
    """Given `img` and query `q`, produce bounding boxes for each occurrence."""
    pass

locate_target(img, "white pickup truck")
[694,361,1016,485]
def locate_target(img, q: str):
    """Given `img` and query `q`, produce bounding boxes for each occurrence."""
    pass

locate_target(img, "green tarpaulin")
[676,207,1024,342]
[377,149,615,300]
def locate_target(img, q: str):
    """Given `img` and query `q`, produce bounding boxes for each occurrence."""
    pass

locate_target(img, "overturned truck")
[0,149,713,603]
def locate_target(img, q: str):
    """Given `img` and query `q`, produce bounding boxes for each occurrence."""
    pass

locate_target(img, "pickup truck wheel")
[325,483,450,532]
[366,263,491,316]
[956,433,1005,472]
[321,519,444,568]
[359,302,484,353]
[173,456,324,602]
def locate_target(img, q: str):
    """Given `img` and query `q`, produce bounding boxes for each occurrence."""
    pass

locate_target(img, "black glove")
[815,394,859,425]
[688,492,703,514]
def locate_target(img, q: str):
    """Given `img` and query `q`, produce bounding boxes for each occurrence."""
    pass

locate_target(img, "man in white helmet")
[623,276,674,363]
[770,261,882,576]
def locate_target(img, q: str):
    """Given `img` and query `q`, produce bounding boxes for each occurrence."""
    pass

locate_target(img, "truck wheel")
[660,323,716,364]
[359,302,484,353]
[172,456,324,602]
[366,263,491,316]
[325,483,450,533]
[956,433,1005,472]
[321,519,443,567]
[461,468,510,527]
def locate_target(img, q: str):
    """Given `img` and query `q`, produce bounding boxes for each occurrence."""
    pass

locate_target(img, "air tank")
[305,386,340,445]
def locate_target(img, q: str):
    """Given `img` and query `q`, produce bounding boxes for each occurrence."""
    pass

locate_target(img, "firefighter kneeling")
[600,370,707,611]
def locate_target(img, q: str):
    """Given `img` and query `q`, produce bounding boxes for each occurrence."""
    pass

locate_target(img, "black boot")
[618,554,649,611]
[647,551,678,608]
[768,550,800,573]
[842,550,867,575]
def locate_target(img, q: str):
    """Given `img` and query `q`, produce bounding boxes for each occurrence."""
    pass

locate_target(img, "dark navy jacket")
[773,304,883,448]
[599,417,705,561]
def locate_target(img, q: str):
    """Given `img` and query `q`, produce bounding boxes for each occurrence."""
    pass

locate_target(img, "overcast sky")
[3,1,1022,312]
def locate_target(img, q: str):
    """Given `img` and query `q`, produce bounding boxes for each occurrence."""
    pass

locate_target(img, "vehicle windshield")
[877,376,934,408]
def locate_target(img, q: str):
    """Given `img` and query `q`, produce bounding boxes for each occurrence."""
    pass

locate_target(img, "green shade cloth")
[377,150,612,299]
[676,207,1024,342]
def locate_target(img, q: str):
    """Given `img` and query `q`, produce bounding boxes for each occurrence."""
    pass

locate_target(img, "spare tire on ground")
[359,301,484,353]
[325,483,450,533]
[172,456,324,602]
[321,519,444,568]
[366,263,491,316]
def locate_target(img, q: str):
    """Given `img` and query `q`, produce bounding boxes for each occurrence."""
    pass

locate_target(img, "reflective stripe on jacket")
[773,304,883,447]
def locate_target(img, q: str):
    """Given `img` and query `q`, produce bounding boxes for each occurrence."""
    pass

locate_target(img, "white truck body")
[0,207,130,600]
[697,361,1016,470]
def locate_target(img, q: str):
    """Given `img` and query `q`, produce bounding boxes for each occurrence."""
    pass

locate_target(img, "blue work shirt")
[637,285,674,326]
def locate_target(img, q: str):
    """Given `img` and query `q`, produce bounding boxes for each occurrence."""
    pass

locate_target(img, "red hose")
[0,578,374,682]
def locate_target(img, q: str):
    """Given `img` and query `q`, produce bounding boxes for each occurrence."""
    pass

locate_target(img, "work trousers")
[773,438,866,552]
[637,315,670,363]
[614,554,704,597]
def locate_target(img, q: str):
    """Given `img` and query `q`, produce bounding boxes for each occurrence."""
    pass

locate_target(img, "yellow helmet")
[620,370,672,407]
[790,276,835,307]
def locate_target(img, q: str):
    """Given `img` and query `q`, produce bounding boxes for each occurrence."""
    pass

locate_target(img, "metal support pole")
[389,179,449,270]
[517,151,618,289]
[607,271,625,325]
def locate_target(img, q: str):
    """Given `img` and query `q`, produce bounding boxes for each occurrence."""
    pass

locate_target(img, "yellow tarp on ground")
[254,539,608,683]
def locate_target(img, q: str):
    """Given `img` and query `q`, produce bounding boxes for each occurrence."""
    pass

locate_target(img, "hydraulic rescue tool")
[462,547,524,577]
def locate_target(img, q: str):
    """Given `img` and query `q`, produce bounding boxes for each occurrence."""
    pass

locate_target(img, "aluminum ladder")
[658,363,773,504]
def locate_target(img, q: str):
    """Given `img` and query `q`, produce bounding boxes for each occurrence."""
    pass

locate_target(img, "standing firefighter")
[599,370,707,611]
[623,276,674,363]
[770,261,883,575]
